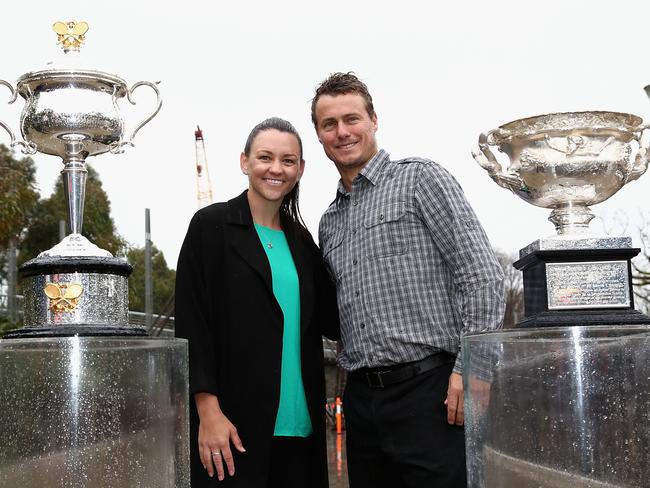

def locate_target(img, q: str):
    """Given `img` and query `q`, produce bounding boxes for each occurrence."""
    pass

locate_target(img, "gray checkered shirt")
[319,149,505,374]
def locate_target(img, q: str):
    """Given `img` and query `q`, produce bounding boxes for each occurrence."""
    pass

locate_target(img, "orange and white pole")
[335,396,342,434]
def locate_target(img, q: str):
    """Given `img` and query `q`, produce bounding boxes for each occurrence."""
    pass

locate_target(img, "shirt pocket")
[363,202,409,259]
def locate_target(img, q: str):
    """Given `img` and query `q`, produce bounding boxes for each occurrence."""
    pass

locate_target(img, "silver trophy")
[1,22,161,335]
[473,111,648,239]
[0,26,189,488]
[473,110,650,325]
[0,21,161,257]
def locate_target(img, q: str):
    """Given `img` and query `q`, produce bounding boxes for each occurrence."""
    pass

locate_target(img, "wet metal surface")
[464,325,650,488]
[0,336,189,488]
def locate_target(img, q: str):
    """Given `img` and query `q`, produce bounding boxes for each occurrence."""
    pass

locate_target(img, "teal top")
[254,224,312,437]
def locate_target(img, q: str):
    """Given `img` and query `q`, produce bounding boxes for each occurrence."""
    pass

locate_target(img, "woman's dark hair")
[244,117,306,228]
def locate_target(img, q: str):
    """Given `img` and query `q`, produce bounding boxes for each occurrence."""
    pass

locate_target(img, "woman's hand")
[195,393,246,481]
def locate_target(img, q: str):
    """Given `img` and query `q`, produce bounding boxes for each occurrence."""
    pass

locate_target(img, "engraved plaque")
[546,261,630,310]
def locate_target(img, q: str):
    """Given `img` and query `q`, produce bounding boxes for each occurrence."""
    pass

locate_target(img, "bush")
[0,316,20,338]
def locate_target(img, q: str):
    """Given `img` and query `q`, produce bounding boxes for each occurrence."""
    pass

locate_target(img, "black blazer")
[175,191,339,488]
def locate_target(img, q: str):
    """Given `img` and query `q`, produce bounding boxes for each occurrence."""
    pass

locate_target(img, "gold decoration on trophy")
[44,283,83,313]
[53,21,89,51]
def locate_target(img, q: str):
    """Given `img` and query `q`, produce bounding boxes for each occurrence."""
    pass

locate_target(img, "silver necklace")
[257,226,274,249]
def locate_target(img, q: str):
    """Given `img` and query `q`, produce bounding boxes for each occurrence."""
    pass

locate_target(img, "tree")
[0,145,39,249]
[0,145,39,287]
[18,165,125,265]
[600,209,650,313]
[495,250,525,328]
[631,219,650,313]
[0,145,38,335]
[126,244,176,314]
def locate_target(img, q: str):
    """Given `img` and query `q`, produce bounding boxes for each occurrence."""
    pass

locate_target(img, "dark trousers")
[267,435,322,488]
[344,361,467,488]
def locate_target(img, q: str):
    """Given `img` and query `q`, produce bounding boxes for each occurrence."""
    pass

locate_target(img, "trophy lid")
[16,21,127,96]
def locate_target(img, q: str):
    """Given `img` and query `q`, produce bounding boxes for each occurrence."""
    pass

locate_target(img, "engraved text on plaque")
[546,261,630,310]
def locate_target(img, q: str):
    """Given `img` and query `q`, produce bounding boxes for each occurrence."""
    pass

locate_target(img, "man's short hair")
[311,72,375,127]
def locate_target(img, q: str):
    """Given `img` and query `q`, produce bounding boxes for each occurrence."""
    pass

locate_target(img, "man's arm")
[415,162,506,424]
[414,162,506,373]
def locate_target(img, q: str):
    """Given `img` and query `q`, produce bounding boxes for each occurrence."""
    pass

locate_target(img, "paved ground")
[327,429,349,488]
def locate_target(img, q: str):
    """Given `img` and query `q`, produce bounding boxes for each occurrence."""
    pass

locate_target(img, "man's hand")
[444,372,464,426]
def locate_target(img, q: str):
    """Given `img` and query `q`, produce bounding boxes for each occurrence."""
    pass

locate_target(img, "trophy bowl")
[0,22,162,337]
[1,70,160,160]
[17,70,127,158]
[473,111,649,234]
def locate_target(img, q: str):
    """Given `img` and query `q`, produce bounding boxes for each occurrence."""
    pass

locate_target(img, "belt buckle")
[366,371,385,389]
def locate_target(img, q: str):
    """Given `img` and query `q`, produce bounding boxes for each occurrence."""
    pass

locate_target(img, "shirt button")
[352,229,357,235]
[355,291,360,297]
[360,323,366,329]
[353,199,359,206]
[353,258,358,265]
[379,214,384,221]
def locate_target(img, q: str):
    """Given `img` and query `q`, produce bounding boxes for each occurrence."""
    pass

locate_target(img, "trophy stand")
[464,108,650,488]
[0,23,189,487]
[513,241,650,328]
[473,111,650,328]
[0,22,161,338]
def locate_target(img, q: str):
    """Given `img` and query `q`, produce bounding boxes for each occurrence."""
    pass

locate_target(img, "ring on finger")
[211,451,221,457]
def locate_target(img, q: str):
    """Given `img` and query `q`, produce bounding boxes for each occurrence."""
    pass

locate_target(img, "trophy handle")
[627,123,650,183]
[0,80,37,155]
[472,130,526,193]
[109,80,162,154]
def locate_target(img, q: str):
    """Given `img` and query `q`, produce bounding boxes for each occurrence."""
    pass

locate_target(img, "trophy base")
[39,233,113,258]
[4,324,147,338]
[516,308,650,328]
[20,254,133,277]
[18,254,136,333]
[514,245,650,328]
[519,235,633,258]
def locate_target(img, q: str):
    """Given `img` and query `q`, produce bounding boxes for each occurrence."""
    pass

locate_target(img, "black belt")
[350,352,455,389]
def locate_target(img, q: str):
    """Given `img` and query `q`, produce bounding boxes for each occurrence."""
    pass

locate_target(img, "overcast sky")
[3,0,650,267]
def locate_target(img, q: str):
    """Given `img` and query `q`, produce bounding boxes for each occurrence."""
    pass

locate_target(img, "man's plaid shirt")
[319,150,505,374]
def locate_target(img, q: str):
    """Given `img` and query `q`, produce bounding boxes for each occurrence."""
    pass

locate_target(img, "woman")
[175,117,339,487]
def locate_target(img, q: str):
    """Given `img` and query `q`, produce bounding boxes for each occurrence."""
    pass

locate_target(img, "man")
[312,72,505,488]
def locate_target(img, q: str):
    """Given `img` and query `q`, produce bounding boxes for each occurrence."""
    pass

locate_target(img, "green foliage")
[0,315,20,338]
[18,165,125,265]
[126,244,176,314]
[0,145,39,248]
[1,147,177,323]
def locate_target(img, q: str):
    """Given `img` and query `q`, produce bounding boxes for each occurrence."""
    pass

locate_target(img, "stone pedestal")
[0,336,189,488]
[463,325,650,488]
